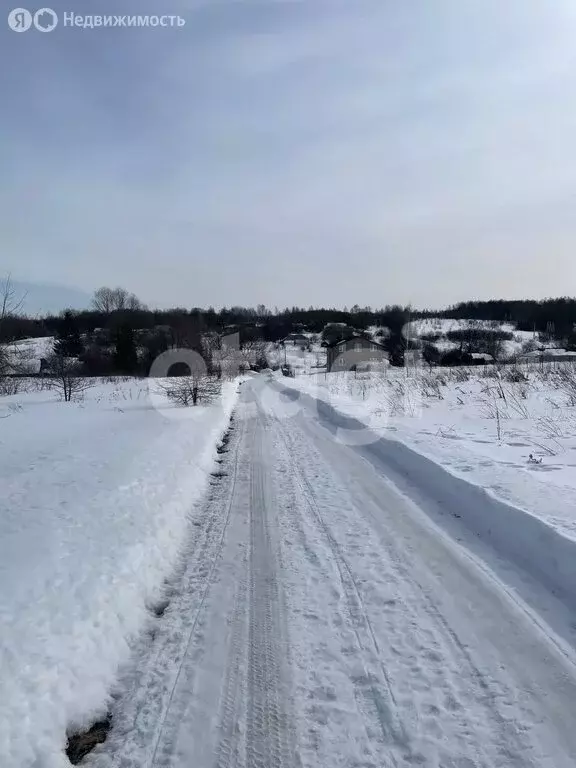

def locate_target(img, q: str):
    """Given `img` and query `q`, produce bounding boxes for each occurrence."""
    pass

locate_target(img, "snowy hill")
[405,318,540,359]
[2,336,55,374]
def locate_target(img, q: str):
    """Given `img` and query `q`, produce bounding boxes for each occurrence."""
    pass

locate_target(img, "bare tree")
[91,286,146,313]
[202,333,222,376]
[0,276,30,384]
[207,333,249,379]
[125,292,146,311]
[240,339,269,370]
[91,287,115,313]
[160,374,221,407]
[0,274,26,341]
[45,354,93,402]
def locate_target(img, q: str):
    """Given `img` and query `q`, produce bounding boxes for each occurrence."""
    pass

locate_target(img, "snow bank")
[277,372,576,611]
[0,378,239,767]
[285,367,576,538]
[360,430,576,611]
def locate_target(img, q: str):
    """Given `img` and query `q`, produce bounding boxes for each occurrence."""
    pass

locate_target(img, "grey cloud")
[1,0,575,308]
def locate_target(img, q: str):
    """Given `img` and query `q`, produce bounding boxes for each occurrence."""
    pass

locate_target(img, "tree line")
[2,277,576,375]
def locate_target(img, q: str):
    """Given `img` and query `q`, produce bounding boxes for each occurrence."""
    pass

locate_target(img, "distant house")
[517,349,576,363]
[326,335,388,372]
[470,352,495,365]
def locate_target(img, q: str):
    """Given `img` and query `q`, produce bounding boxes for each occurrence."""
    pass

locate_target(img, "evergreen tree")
[383,306,410,366]
[322,323,355,345]
[53,311,84,357]
[422,343,441,369]
[113,324,139,374]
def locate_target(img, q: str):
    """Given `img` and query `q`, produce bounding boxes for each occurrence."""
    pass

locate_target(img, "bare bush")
[0,376,24,396]
[0,346,9,381]
[521,339,539,354]
[503,367,528,383]
[45,354,93,402]
[161,375,221,407]
[420,375,444,400]
[0,274,25,341]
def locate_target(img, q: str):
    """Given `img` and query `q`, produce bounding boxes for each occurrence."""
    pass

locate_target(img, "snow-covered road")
[96,376,576,768]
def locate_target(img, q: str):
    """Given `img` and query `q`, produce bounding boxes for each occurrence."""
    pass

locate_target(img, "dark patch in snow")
[66,715,111,764]
[151,599,170,618]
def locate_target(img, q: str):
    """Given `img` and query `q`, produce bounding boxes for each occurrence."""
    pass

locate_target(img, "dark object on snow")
[66,715,111,764]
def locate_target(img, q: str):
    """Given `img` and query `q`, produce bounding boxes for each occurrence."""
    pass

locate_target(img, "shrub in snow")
[44,354,93,402]
[0,375,23,396]
[161,375,222,406]
[420,375,443,400]
[522,339,540,354]
[503,367,529,384]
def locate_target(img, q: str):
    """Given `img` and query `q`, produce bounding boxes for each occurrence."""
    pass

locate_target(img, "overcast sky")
[2,0,576,310]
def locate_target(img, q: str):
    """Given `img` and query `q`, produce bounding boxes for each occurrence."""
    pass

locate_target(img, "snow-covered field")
[0,377,239,767]
[284,363,576,541]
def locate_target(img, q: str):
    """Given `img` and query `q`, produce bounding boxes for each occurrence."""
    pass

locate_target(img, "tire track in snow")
[149,415,245,768]
[245,410,295,768]
[273,419,410,765]
[214,573,248,768]
[212,401,296,768]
